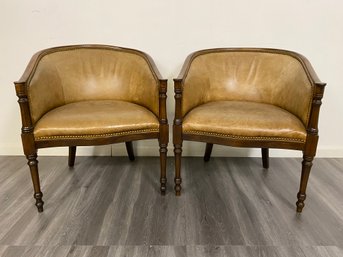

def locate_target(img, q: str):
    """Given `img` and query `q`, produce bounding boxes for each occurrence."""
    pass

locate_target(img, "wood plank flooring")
[0,156,342,257]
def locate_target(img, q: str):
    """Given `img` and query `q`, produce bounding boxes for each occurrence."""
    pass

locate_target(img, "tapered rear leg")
[27,153,44,212]
[204,143,213,162]
[261,148,269,169]
[125,141,135,161]
[68,146,76,167]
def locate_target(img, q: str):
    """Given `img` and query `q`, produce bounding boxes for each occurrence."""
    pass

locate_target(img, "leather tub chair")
[14,45,168,212]
[173,48,325,213]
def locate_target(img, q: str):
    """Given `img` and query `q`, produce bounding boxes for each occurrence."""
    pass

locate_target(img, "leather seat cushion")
[34,100,159,140]
[182,101,307,143]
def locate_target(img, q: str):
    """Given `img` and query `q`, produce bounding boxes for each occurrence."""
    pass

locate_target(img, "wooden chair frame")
[15,45,169,212]
[173,48,326,213]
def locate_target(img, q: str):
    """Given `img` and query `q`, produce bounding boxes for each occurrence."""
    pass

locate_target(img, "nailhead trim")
[35,129,159,141]
[184,130,306,143]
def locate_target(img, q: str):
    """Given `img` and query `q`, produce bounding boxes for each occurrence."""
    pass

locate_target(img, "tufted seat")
[173,48,326,213]
[14,45,168,212]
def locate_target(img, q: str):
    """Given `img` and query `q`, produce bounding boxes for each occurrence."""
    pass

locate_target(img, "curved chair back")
[26,45,160,124]
[181,49,314,125]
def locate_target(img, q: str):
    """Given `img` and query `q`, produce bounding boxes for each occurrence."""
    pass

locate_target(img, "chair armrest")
[293,52,326,135]
[174,53,194,82]
[15,48,66,125]
[294,52,325,86]
[15,50,44,85]
[293,53,326,155]
[174,51,203,119]
[143,52,164,82]
[14,50,45,129]
[139,51,168,124]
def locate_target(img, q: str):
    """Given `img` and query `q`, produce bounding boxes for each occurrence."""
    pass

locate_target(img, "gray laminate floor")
[0,156,342,257]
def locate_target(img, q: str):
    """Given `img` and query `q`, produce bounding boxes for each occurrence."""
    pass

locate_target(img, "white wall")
[1,0,342,157]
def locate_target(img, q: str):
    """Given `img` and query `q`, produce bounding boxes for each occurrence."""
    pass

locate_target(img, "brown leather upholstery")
[34,100,159,140]
[14,45,169,212]
[182,101,307,143]
[182,51,313,126]
[173,48,326,213]
[28,47,159,124]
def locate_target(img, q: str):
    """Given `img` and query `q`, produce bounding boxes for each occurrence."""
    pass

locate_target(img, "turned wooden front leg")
[173,115,182,196]
[296,82,325,213]
[27,153,44,212]
[158,79,169,195]
[173,79,183,196]
[296,155,313,213]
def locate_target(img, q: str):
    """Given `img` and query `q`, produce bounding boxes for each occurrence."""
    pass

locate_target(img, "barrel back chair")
[173,48,325,213]
[15,45,168,212]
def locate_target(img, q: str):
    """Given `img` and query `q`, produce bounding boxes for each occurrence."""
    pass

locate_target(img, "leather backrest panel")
[182,51,313,125]
[28,47,159,124]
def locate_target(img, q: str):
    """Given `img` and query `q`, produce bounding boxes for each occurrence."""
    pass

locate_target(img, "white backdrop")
[1,0,342,157]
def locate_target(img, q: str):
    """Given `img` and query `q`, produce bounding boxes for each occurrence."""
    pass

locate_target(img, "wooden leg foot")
[160,178,167,195]
[34,192,44,212]
[296,192,306,213]
[159,143,167,195]
[174,143,182,196]
[174,177,182,196]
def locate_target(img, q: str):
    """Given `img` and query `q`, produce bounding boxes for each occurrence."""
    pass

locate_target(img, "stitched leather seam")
[184,130,306,143]
[35,129,159,141]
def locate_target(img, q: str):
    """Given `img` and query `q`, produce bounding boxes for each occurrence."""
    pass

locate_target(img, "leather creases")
[34,100,160,140]
[182,51,313,126]
[182,101,307,142]
[28,47,160,124]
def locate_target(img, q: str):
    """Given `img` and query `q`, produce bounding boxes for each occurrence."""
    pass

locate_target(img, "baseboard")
[0,145,111,156]
[1,144,343,158]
